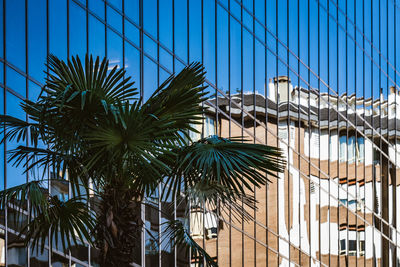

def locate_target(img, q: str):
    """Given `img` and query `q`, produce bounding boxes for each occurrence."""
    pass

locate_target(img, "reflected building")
[193,77,400,266]
[1,0,400,266]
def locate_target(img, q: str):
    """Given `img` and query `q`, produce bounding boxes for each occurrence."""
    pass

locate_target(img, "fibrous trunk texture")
[94,185,142,267]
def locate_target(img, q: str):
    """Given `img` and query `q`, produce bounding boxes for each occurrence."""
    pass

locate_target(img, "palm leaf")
[0,115,41,147]
[163,219,217,267]
[0,180,48,223]
[22,196,95,253]
[164,135,286,200]
[143,62,208,145]
[6,146,90,196]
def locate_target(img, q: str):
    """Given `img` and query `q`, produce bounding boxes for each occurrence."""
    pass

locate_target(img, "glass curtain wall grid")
[1,0,400,266]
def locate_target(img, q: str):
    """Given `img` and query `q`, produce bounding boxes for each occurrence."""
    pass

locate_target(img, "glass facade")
[1,0,400,266]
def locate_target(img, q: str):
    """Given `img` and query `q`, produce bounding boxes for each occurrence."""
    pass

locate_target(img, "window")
[339,239,346,255]
[28,0,46,83]
[190,209,218,239]
[356,137,365,162]
[107,29,123,70]
[89,15,105,59]
[124,0,139,24]
[69,2,87,59]
[190,210,203,238]
[204,211,218,239]
[359,240,365,256]
[6,0,26,71]
[6,67,26,97]
[339,198,360,211]
[348,240,357,256]
[339,135,347,162]
[49,0,67,61]
[204,116,216,137]
[348,136,356,163]
[339,135,364,163]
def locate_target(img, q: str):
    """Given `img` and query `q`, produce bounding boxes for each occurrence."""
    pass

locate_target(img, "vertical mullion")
[25,0,29,263]
[362,0,366,265]
[385,0,390,265]
[286,0,291,264]
[378,0,384,265]
[240,1,244,266]
[370,0,375,264]
[46,0,50,264]
[67,1,70,264]
[156,0,161,265]
[138,0,145,266]
[200,0,205,265]
[307,0,311,265]
[265,0,268,265]
[394,0,398,265]
[345,0,349,260]
[67,0,69,59]
[214,0,218,261]
[104,0,107,59]
[3,0,6,264]
[122,0,125,74]
[327,0,331,265]
[297,0,301,264]
[354,1,358,264]
[139,0,143,100]
[336,1,340,262]
[317,1,321,264]
[252,0,256,264]
[275,0,280,265]
[228,0,232,266]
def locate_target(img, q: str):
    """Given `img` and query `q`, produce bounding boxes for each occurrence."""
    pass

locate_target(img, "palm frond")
[22,196,95,253]
[45,54,138,104]
[0,180,48,222]
[6,146,89,195]
[164,135,286,200]
[163,219,217,267]
[0,115,41,147]
[143,62,208,145]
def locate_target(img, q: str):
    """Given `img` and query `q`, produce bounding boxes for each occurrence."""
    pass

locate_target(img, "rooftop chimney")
[268,76,292,102]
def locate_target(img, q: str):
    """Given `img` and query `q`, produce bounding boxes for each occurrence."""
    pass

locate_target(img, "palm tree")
[0,55,285,266]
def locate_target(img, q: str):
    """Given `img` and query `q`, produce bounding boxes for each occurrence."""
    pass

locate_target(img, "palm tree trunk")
[94,185,143,267]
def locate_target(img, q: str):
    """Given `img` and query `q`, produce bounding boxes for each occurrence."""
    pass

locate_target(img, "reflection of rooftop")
[207,77,400,137]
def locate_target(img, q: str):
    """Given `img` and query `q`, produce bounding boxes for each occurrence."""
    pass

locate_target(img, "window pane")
[143,35,157,60]
[159,0,172,50]
[143,0,157,38]
[89,15,105,59]
[49,0,67,61]
[5,0,26,71]
[174,0,187,61]
[143,56,157,101]
[89,0,104,19]
[28,0,46,83]
[124,0,139,24]
[0,0,4,58]
[6,92,26,188]
[0,62,3,85]
[7,232,27,266]
[125,20,139,46]
[30,249,49,266]
[28,80,41,102]
[107,29,123,69]
[124,43,140,87]
[107,0,122,11]
[107,5,122,34]
[6,67,26,97]
[70,2,87,59]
